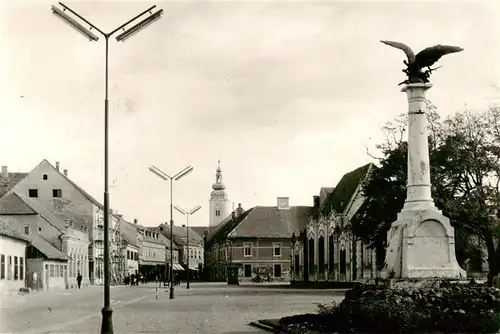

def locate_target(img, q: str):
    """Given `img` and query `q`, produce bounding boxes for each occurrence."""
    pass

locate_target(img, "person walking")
[77,272,82,289]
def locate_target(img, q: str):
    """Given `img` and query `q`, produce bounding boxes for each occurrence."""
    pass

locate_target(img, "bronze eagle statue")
[380,41,463,85]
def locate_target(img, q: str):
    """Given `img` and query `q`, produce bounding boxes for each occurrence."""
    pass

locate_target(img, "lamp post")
[174,205,202,289]
[51,3,163,334]
[149,165,194,299]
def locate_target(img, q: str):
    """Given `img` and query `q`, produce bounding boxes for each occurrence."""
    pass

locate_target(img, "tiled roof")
[227,206,312,239]
[321,163,374,216]
[53,213,91,232]
[140,226,171,247]
[13,193,68,231]
[191,226,216,238]
[157,223,203,246]
[319,187,334,210]
[0,192,37,214]
[205,209,253,246]
[0,219,29,242]
[155,225,181,249]
[31,234,70,261]
[118,217,139,247]
[0,172,28,198]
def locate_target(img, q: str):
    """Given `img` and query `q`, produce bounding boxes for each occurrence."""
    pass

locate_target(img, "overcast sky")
[1,0,498,228]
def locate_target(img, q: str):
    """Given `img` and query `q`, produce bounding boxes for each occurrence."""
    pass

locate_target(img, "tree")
[353,103,500,284]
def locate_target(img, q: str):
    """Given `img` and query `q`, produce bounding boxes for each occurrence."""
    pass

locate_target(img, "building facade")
[291,164,379,285]
[205,198,311,282]
[0,192,88,289]
[0,220,29,295]
[209,161,230,227]
[0,160,122,285]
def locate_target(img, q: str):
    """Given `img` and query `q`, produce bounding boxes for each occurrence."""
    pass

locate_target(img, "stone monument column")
[402,83,435,211]
[381,83,466,280]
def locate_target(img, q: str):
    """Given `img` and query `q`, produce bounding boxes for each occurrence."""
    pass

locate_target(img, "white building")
[0,219,29,295]
[209,161,230,227]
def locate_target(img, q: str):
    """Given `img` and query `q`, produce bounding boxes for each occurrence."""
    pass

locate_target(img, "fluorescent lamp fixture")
[51,5,99,41]
[174,206,186,215]
[149,166,170,181]
[116,9,163,42]
[188,205,202,215]
[174,165,194,181]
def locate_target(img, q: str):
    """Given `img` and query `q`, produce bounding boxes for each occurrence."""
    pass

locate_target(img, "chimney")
[63,169,68,177]
[1,166,7,178]
[236,203,244,216]
[313,195,320,209]
[134,219,138,224]
[277,197,290,210]
[182,224,186,227]
[55,162,60,171]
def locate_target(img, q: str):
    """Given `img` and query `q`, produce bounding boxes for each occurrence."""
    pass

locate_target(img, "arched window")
[308,238,315,272]
[328,234,334,273]
[318,236,325,275]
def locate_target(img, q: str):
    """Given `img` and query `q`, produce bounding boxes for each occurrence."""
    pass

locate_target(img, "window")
[42,174,48,180]
[0,254,5,279]
[274,264,282,278]
[50,264,55,277]
[24,226,30,235]
[318,236,325,275]
[28,189,38,198]
[243,243,252,257]
[328,235,334,273]
[273,243,282,257]
[215,209,220,217]
[14,256,18,280]
[7,256,12,280]
[53,189,62,198]
[244,264,252,277]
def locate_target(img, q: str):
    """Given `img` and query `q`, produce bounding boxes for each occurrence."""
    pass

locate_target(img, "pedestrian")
[77,272,82,289]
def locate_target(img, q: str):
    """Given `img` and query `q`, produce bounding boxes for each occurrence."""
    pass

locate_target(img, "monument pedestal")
[381,82,466,280]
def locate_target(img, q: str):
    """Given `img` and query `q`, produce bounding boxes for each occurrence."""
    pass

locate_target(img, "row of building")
[1,157,488,294]
[0,160,204,295]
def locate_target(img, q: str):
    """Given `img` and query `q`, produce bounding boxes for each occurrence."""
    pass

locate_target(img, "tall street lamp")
[51,3,163,334]
[149,165,194,299]
[174,205,202,289]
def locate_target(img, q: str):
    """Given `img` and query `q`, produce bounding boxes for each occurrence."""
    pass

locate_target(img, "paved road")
[1,283,344,333]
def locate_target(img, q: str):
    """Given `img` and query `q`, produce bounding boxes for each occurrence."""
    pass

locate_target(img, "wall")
[1,214,62,250]
[0,235,27,295]
[231,238,292,281]
[140,240,166,264]
[184,244,204,268]
[27,259,67,291]
[124,245,139,275]
[62,226,90,288]
[10,161,94,216]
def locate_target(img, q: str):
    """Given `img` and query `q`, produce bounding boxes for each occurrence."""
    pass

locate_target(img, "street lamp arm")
[173,165,194,181]
[149,166,172,181]
[174,205,187,215]
[58,2,105,35]
[188,205,202,215]
[110,5,157,36]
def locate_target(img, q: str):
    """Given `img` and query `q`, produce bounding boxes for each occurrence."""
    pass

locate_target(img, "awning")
[188,265,199,271]
[172,264,184,271]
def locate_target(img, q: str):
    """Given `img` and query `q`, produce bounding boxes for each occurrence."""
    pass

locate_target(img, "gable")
[321,163,373,217]
[8,159,100,216]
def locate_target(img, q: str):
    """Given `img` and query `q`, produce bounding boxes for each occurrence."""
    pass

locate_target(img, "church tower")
[209,161,230,227]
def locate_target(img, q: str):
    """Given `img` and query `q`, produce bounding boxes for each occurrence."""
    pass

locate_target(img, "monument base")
[381,207,466,279]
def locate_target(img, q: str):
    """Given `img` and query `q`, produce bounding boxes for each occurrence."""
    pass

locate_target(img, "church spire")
[212,160,225,191]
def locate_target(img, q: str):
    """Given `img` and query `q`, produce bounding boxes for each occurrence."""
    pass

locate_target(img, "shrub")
[338,281,500,333]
